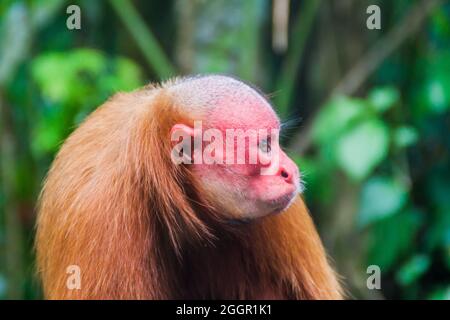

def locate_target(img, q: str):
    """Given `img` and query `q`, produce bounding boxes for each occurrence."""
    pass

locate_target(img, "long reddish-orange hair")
[35,82,343,299]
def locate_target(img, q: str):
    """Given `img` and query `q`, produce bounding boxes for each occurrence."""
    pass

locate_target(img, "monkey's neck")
[167,199,342,300]
[175,222,290,299]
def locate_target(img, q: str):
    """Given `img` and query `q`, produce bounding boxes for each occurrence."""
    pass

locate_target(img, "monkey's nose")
[279,167,293,184]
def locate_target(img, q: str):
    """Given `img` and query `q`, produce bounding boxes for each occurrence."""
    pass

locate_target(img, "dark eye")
[259,137,271,153]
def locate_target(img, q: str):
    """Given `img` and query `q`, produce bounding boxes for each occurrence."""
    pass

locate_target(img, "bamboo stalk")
[109,0,176,79]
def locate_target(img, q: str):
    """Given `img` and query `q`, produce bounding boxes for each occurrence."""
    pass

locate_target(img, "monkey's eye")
[258,137,271,153]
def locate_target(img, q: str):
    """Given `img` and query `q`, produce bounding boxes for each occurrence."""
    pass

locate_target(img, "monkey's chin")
[267,191,297,215]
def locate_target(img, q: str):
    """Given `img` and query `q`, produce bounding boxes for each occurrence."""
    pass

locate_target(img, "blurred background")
[0,0,450,300]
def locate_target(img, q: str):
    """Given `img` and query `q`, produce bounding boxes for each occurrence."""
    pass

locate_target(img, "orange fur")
[35,81,343,299]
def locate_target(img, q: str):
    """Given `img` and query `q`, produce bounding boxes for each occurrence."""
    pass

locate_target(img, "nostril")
[280,170,289,179]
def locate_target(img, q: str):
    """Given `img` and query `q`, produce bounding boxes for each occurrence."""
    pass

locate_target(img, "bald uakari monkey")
[35,75,343,299]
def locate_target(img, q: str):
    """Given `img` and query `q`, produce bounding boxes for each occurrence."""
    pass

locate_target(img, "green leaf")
[32,49,142,106]
[32,115,65,155]
[358,176,409,227]
[393,126,419,148]
[312,96,367,146]
[32,50,105,104]
[396,254,431,286]
[368,86,400,113]
[31,53,72,102]
[336,119,389,181]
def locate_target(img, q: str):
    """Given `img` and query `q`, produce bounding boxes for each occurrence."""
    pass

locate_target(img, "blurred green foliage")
[0,0,449,300]
[31,49,142,155]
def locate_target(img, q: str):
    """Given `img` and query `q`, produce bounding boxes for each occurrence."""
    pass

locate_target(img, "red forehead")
[207,95,280,131]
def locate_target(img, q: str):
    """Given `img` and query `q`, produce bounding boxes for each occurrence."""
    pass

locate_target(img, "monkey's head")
[168,75,301,220]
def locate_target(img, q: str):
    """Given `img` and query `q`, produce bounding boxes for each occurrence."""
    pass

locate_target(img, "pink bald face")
[170,76,300,219]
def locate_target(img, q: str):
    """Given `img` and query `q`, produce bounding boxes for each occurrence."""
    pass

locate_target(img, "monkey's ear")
[170,124,195,164]
[170,124,194,137]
